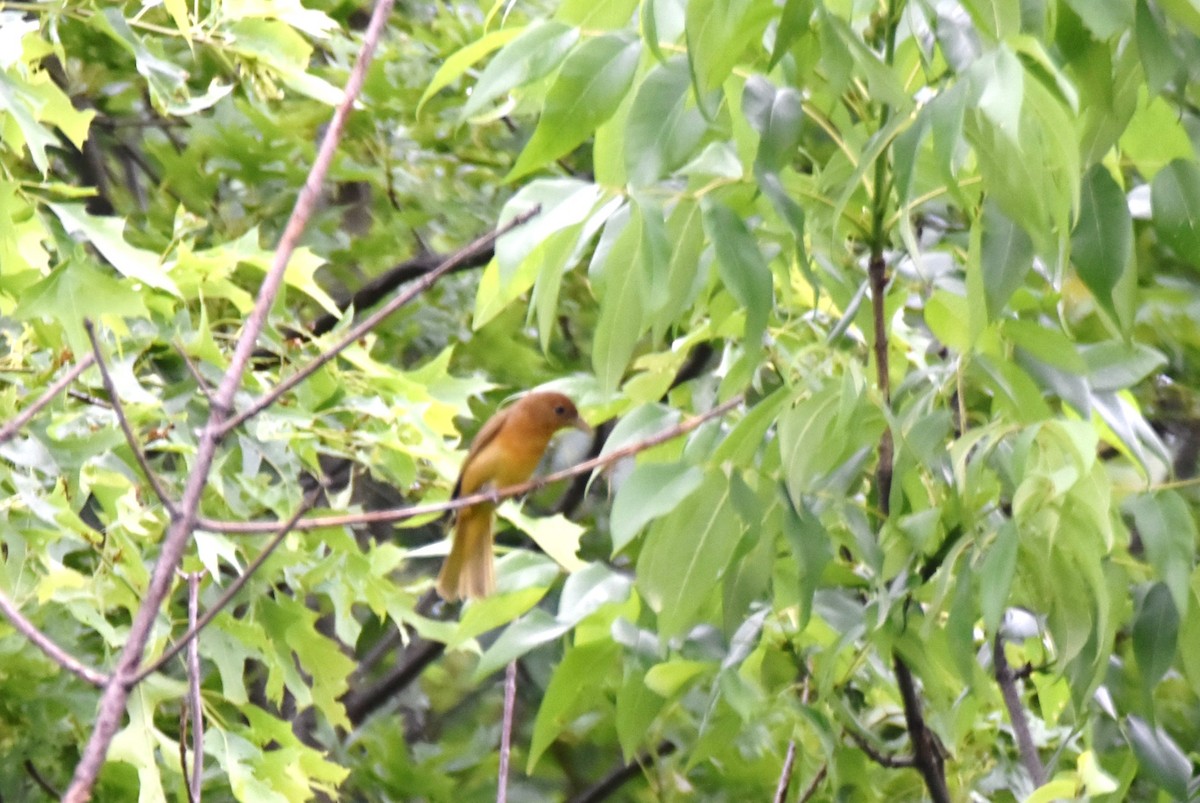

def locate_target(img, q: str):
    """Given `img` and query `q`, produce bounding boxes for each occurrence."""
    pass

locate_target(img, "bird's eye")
[555,405,566,415]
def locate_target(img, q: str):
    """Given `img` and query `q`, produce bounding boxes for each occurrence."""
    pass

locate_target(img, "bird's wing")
[451,405,512,499]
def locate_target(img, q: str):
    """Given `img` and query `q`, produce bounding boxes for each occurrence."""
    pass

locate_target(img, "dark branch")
[993,632,1046,786]
[345,638,446,726]
[570,740,677,803]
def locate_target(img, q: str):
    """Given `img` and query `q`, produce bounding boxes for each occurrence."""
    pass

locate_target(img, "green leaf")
[1136,0,1182,95]
[1125,491,1196,616]
[980,520,1019,635]
[460,22,580,119]
[978,200,1033,321]
[1126,715,1192,800]
[556,0,640,29]
[970,46,1024,142]
[497,505,587,572]
[636,469,746,637]
[591,206,648,391]
[46,203,179,295]
[1133,582,1179,688]
[1081,342,1167,392]
[419,26,525,114]
[742,76,803,173]
[507,33,643,181]
[1062,0,1134,39]
[644,658,711,696]
[781,491,830,630]
[625,57,709,186]
[1151,158,1200,264]
[610,462,705,553]
[528,639,618,771]
[703,200,773,349]
[1071,164,1131,323]
[685,0,775,93]
[616,664,668,760]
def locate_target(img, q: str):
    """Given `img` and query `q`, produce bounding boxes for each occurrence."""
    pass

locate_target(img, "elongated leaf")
[703,200,773,349]
[979,200,1033,320]
[611,462,705,553]
[626,57,709,186]
[528,639,618,771]
[1125,491,1196,616]
[1133,582,1179,688]
[1072,164,1131,323]
[460,22,580,119]
[685,0,775,93]
[1151,158,1200,263]
[507,34,643,181]
[419,26,525,113]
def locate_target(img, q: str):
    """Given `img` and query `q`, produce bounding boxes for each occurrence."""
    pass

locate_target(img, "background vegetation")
[1,0,1199,799]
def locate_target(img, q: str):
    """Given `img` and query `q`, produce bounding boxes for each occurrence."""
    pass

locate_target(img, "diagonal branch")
[994,632,1046,786]
[84,320,178,517]
[132,492,319,684]
[0,353,96,444]
[185,571,204,803]
[0,588,109,687]
[217,206,541,437]
[197,394,745,534]
[497,659,519,803]
[62,1,398,798]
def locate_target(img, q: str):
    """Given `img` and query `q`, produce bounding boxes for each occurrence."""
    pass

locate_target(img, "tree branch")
[570,741,676,803]
[217,206,540,437]
[185,572,204,803]
[993,632,1046,786]
[198,394,744,534]
[345,638,446,726]
[0,353,96,444]
[893,656,951,802]
[498,659,518,803]
[62,1,397,797]
[847,728,916,769]
[84,320,178,517]
[0,588,109,687]
[132,492,319,684]
[773,740,797,803]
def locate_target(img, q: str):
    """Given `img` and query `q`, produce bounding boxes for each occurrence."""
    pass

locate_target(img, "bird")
[436,391,590,601]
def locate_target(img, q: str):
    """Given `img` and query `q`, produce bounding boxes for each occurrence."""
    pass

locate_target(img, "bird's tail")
[436,504,495,601]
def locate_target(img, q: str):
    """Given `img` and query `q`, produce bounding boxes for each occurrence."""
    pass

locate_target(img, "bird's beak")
[573,415,593,436]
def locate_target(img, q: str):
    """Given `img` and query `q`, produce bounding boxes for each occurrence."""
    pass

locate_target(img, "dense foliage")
[1,0,1200,800]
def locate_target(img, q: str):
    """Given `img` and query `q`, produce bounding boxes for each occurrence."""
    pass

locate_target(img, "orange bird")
[436,391,590,601]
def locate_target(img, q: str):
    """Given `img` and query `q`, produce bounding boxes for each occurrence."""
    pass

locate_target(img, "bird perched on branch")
[436,391,590,601]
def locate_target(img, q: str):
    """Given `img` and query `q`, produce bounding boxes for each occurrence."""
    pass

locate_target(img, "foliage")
[1,0,1200,800]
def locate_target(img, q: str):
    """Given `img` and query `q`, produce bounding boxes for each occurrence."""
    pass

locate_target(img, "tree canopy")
[1,0,1200,800]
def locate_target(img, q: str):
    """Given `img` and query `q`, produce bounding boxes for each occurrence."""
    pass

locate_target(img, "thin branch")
[994,632,1046,786]
[186,572,204,802]
[345,638,446,726]
[847,728,916,769]
[570,740,677,803]
[175,343,215,405]
[0,353,96,444]
[306,247,494,338]
[179,705,193,803]
[198,394,745,534]
[498,659,518,803]
[132,493,318,684]
[62,1,397,796]
[0,589,108,687]
[217,204,541,436]
[67,389,112,408]
[84,320,178,517]
[797,763,828,803]
[773,740,797,803]
[24,760,61,799]
[893,656,951,803]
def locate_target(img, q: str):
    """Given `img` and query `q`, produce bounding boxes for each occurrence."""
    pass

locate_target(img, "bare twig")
[67,389,112,408]
[773,740,797,803]
[847,728,916,769]
[0,353,96,444]
[198,394,745,534]
[62,1,397,797]
[570,740,677,803]
[218,205,542,436]
[175,343,215,405]
[179,707,193,803]
[993,632,1046,786]
[24,759,61,799]
[797,763,828,803]
[132,493,318,684]
[893,656,951,802]
[344,638,446,726]
[0,589,108,687]
[498,659,518,803]
[84,320,178,517]
[186,572,204,802]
